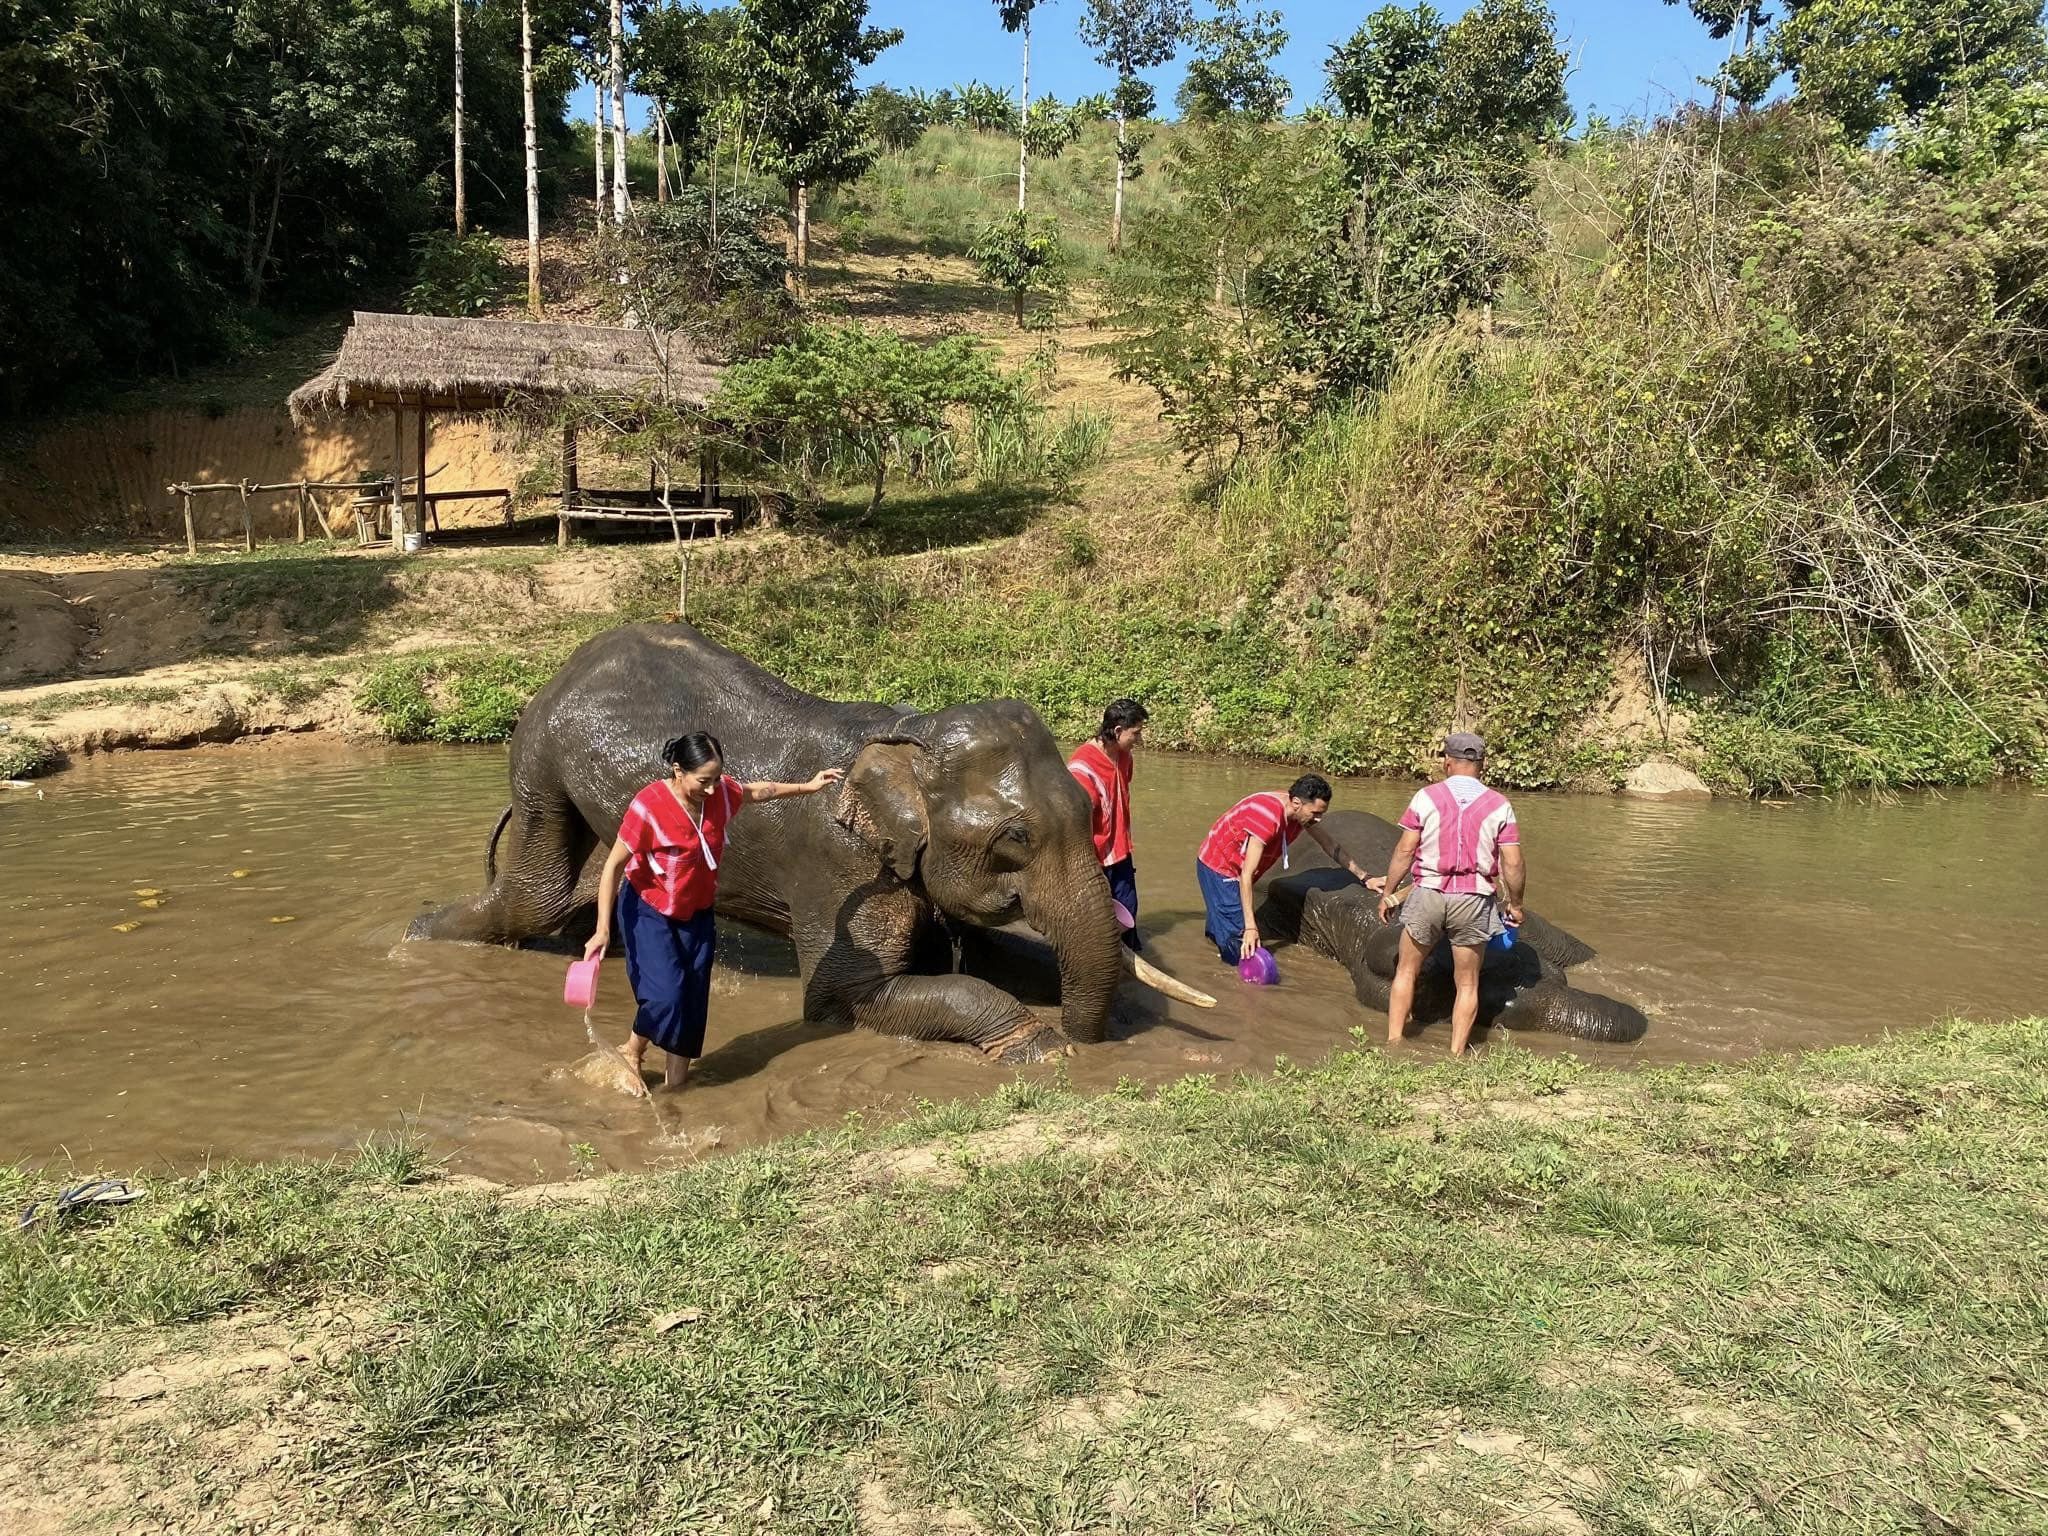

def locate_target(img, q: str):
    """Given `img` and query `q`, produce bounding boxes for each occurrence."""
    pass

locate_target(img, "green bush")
[0,733,61,779]
[404,232,510,318]
[356,651,555,743]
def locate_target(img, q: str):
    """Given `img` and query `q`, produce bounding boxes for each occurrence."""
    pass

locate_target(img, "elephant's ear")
[835,741,929,883]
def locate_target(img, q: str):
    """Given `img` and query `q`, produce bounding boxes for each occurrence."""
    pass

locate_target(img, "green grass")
[2,1020,2045,1532]
[12,684,181,721]
[0,732,61,778]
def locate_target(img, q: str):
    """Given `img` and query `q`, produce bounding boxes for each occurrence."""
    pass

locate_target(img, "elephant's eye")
[1003,824,1032,847]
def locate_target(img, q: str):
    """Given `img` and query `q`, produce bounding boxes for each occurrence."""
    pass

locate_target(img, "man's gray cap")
[1443,731,1486,762]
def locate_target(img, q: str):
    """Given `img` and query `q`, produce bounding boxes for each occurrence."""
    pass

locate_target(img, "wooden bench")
[557,503,733,548]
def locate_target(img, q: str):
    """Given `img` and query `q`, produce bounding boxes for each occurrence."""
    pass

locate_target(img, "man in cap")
[1373,732,1526,1056]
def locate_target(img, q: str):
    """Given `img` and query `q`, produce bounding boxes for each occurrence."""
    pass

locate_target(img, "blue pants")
[1106,858,1140,953]
[1196,860,1247,966]
[617,881,716,1058]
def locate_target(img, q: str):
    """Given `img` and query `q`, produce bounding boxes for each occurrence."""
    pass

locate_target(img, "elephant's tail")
[484,804,514,883]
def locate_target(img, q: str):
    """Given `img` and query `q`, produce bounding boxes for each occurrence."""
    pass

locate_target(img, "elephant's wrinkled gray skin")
[1255,811,1649,1044]
[409,623,1153,1060]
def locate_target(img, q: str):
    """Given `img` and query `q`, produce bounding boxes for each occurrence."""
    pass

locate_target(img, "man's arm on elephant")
[585,838,634,960]
[1378,829,1420,922]
[1498,844,1526,926]
[742,769,845,803]
[1238,837,1263,960]
[1304,821,1373,883]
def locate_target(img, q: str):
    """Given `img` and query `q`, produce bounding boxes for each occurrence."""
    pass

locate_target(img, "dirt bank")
[0,544,683,764]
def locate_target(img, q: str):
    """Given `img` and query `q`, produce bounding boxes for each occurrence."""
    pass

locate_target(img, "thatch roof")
[288,311,720,421]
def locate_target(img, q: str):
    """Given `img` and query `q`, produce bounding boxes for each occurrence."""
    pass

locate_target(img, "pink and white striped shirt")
[1399,777,1519,896]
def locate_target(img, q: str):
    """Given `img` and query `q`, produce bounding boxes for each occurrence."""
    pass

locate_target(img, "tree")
[1773,0,2048,139]
[995,0,1047,208]
[970,211,1069,325]
[728,0,902,281]
[1079,0,1192,251]
[608,0,628,221]
[1319,0,1567,349]
[521,0,540,311]
[1176,0,1289,120]
[1,0,567,414]
[714,325,1011,515]
[1104,114,1332,465]
[452,0,468,232]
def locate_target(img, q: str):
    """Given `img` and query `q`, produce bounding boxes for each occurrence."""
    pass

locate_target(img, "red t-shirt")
[1197,792,1302,883]
[618,775,746,919]
[1067,739,1134,866]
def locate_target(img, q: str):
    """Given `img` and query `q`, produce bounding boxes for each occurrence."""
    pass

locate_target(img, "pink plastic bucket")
[564,956,602,1010]
[1238,946,1279,986]
[1112,900,1136,931]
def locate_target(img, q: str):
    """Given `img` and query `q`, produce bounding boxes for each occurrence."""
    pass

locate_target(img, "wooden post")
[295,481,308,543]
[559,419,578,548]
[414,404,428,547]
[392,403,406,545]
[182,492,197,556]
[701,443,718,509]
[238,480,254,553]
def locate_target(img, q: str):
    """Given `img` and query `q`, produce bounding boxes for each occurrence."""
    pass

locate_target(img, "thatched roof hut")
[288,311,720,421]
[287,312,725,548]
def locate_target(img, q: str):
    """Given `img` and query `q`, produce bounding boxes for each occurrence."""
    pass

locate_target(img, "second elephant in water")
[1255,810,1649,1044]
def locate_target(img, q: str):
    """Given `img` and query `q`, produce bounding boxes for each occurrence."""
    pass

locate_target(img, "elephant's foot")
[984,1020,1070,1063]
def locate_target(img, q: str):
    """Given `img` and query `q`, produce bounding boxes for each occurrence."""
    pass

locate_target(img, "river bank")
[4,1019,2044,1535]
[0,534,1702,797]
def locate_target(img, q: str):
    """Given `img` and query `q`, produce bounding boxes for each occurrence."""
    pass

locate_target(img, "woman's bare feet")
[662,1053,692,1092]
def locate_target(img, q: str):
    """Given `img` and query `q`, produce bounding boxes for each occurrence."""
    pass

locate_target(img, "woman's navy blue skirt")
[617,880,716,1058]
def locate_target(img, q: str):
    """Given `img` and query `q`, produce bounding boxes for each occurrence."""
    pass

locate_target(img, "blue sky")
[858,1,1735,125]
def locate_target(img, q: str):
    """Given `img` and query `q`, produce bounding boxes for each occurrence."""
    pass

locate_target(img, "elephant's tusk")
[1122,948,1217,1009]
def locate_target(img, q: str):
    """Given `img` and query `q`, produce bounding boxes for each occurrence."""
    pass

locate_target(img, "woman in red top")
[1067,698,1148,952]
[586,733,840,1091]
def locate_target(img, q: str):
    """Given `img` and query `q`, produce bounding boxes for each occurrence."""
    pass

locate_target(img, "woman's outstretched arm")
[742,769,844,803]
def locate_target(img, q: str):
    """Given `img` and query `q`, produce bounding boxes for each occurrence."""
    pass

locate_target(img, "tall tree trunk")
[452,0,467,233]
[522,0,541,315]
[593,80,605,203]
[796,180,810,285]
[250,158,285,304]
[868,453,886,517]
[1111,105,1127,253]
[609,0,628,224]
[1017,12,1030,211]
[784,183,800,295]
[656,101,668,202]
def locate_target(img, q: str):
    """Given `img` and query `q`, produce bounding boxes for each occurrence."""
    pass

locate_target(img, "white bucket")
[399,530,423,554]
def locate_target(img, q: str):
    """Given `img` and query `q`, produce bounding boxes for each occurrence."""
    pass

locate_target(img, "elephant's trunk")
[1023,869,1126,1046]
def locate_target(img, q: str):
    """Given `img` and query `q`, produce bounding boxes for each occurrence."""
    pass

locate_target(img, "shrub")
[0,732,61,779]
[356,651,555,743]
[404,232,509,318]
[969,211,1070,327]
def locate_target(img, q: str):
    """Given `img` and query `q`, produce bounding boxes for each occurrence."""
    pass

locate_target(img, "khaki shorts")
[1400,887,1501,949]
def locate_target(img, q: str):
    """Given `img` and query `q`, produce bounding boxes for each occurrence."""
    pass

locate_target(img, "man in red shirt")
[1068,699,1147,951]
[1197,774,1374,966]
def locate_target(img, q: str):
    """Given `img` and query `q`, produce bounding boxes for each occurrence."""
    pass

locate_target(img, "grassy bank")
[3,1020,2044,1532]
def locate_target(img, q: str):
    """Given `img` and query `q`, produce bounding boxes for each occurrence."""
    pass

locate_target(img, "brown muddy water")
[4,740,2044,1181]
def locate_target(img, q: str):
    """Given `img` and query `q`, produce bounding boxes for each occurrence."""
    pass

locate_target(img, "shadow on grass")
[813,486,1055,557]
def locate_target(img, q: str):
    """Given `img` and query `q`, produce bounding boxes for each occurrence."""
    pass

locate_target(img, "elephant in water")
[1255,811,1648,1044]
[410,622,1212,1060]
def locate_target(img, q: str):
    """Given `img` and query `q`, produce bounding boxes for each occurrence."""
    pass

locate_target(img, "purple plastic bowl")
[1112,900,1136,931]
[1237,946,1280,986]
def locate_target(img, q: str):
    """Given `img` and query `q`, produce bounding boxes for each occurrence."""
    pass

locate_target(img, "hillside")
[5,108,2047,797]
